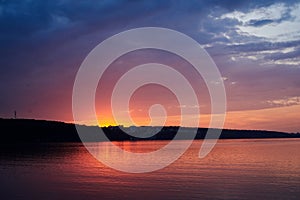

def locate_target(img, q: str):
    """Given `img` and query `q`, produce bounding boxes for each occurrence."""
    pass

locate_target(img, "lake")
[0,138,299,199]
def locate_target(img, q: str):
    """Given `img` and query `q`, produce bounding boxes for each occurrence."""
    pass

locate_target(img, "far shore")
[0,118,299,144]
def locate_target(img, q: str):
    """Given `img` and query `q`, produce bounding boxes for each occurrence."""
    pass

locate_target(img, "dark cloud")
[248,19,274,27]
[0,0,265,42]
[0,0,168,41]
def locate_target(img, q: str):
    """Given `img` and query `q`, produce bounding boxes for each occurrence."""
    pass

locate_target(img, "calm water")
[0,139,299,200]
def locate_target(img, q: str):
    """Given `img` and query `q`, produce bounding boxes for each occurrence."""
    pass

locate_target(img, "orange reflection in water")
[2,139,299,199]
[69,139,300,179]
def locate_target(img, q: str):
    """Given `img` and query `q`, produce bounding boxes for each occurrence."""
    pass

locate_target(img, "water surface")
[0,138,299,199]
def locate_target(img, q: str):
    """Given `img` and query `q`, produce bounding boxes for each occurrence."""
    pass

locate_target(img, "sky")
[1,0,300,132]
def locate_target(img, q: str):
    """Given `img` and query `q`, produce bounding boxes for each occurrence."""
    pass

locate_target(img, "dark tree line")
[0,118,299,144]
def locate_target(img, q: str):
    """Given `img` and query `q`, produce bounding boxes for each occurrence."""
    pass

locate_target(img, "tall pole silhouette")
[14,110,17,119]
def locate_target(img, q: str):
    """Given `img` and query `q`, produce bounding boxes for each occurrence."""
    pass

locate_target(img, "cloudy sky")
[1,0,300,132]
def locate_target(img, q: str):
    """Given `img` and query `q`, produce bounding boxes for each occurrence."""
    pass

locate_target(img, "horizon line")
[1,117,299,134]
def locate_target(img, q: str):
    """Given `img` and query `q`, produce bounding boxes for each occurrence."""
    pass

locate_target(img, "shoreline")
[1,118,299,144]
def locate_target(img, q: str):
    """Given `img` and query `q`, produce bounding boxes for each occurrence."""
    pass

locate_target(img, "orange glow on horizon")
[93,105,300,132]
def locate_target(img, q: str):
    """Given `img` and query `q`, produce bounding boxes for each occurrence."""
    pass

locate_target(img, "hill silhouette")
[0,118,299,143]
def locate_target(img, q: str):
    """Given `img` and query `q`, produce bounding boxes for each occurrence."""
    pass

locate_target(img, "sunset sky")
[1,0,300,132]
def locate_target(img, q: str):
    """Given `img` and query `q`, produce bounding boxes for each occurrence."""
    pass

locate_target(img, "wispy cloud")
[221,3,300,42]
[266,96,300,106]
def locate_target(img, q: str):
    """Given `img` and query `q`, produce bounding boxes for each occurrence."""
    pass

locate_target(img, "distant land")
[0,118,299,143]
